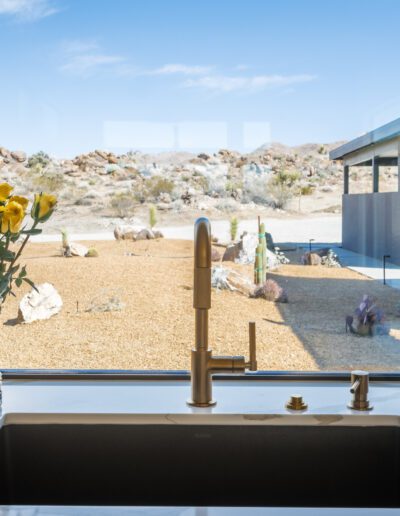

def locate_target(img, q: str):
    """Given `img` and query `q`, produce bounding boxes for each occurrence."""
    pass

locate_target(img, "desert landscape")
[1,142,400,371]
[0,141,398,236]
[0,237,399,371]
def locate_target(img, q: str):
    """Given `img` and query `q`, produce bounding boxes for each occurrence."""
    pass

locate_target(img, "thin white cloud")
[145,63,214,76]
[183,74,317,93]
[60,54,126,76]
[62,39,99,55]
[59,39,126,77]
[0,0,58,21]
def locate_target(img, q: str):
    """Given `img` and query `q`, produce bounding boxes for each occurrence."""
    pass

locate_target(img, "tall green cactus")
[254,219,267,285]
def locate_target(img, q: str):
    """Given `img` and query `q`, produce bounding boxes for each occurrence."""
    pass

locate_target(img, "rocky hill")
[0,142,397,233]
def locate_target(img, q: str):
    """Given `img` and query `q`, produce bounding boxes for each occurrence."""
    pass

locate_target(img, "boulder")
[70,242,89,257]
[158,192,171,203]
[114,225,139,241]
[95,149,108,160]
[11,151,26,163]
[301,252,322,266]
[18,283,62,323]
[107,154,118,164]
[222,242,242,262]
[153,230,164,239]
[136,228,154,240]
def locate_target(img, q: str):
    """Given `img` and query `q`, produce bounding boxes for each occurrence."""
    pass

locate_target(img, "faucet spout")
[194,217,211,269]
[188,217,257,407]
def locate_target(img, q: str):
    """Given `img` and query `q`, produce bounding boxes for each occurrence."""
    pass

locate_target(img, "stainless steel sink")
[0,421,398,507]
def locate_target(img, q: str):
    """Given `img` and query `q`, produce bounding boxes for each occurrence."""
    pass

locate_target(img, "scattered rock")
[158,192,171,203]
[301,252,322,266]
[70,242,89,257]
[211,265,252,295]
[11,151,26,163]
[136,228,154,240]
[153,230,164,239]
[86,292,124,313]
[222,242,242,262]
[18,283,62,323]
[114,225,139,240]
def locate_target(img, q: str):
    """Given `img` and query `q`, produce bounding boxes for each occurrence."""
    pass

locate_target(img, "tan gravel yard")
[0,239,399,371]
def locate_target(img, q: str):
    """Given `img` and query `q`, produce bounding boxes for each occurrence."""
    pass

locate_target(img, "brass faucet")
[188,217,257,407]
[348,370,373,411]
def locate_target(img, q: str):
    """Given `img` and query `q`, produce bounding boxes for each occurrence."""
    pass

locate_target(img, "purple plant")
[346,295,387,336]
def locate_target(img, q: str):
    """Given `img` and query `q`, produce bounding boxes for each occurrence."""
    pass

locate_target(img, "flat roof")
[330,117,400,160]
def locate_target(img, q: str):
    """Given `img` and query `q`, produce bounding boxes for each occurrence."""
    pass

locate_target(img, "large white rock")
[18,283,62,324]
[70,242,89,257]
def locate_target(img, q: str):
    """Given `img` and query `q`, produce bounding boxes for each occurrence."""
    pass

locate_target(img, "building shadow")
[268,269,400,371]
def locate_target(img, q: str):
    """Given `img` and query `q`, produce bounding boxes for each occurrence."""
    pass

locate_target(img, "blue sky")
[1,0,400,156]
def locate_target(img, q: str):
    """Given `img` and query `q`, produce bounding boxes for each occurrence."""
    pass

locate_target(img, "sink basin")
[0,420,398,507]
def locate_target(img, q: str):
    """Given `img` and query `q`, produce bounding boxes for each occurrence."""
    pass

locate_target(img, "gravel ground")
[0,239,399,371]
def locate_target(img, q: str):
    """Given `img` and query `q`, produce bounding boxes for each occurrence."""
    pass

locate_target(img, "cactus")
[149,204,157,229]
[230,216,238,242]
[254,219,267,285]
[61,228,69,249]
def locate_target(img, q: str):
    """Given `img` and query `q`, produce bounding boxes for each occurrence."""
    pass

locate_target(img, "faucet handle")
[246,321,257,371]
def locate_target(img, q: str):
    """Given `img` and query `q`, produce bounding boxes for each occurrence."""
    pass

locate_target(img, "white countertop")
[2,377,400,426]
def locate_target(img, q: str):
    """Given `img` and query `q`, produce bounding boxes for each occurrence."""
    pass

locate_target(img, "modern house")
[330,118,400,264]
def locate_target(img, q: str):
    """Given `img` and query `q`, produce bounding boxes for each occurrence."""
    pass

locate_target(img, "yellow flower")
[0,183,13,202]
[0,201,25,233]
[31,193,57,221]
[9,195,29,210]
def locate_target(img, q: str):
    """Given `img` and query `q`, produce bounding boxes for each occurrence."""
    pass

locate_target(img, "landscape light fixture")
[383,255,391,285]
[309,239,315,253]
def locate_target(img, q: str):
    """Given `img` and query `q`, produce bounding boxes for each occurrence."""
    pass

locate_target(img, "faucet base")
[187,399,216,407]
[347,402,373,411]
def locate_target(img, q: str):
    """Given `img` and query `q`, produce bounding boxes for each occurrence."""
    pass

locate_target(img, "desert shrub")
[149,204,157,228]
[32,166,65,193]
[251,279,288,303]
[299,184,314,196]
[194,175,209,192]
[230,216,238,241]
[318,145,326,154]
[268,169,301,209]
[226,180,243,194]
[86,247,99,258]
[145,176,174,198]
[215,198,237,213]
[110,192,136,217]
[27,151,50,169]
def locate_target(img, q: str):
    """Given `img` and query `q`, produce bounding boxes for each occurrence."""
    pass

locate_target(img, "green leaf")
[15,278,22,287]
[10,234,20,243]
[0,249,15,261]
[9,265,20,275]
[21,228,42,235]
[0,276,10,297]
[19,266,27,278]
[23,277,39,292]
